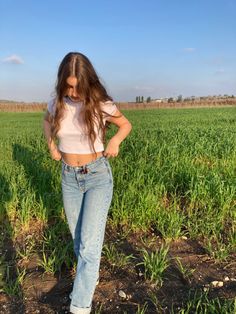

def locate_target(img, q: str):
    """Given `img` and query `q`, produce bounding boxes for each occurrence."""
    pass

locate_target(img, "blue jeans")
[61,156,113,314]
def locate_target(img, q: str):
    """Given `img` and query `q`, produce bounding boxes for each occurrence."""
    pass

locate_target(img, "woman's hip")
[61,156,113,191]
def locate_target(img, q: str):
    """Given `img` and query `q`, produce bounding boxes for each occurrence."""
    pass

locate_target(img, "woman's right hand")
[50,147,62,161]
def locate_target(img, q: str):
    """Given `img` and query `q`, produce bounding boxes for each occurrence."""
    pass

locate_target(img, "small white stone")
[203,287,208,292]
[231,278,236,282]
[224,276,230,281]
[211,280,224,288]
[118,290,126,298]
[182,236,188,240]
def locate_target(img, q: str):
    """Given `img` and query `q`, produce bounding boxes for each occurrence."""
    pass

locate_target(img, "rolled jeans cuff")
[70,304,91,314]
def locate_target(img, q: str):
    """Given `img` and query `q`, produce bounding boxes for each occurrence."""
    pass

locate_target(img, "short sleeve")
[47,98,56,116]
[100,100,117,121]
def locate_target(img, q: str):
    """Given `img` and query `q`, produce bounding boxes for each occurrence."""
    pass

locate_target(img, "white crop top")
[47,97,117,154]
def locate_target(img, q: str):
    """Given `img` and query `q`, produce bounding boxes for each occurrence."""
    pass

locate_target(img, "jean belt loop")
[81,165,88,174]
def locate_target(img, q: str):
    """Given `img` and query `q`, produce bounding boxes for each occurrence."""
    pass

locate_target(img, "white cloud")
[2,54,24,64]
[183,48,196,53]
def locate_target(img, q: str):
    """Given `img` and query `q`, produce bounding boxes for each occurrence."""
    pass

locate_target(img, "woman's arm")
[43,111,62,161]
[103,109,132,158]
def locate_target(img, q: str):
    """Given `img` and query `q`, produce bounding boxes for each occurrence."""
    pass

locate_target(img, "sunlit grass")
[137,245,169,286]
[172,290,236,314]
[102,243,134,268]
[0,108,235,304]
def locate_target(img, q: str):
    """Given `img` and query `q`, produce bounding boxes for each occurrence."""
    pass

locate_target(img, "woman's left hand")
[103,137,120,158]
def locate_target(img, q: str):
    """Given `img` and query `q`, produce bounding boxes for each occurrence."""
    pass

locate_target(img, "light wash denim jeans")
[61,156,113,314]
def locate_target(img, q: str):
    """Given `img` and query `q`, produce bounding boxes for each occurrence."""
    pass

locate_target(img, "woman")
[43,52,132,314]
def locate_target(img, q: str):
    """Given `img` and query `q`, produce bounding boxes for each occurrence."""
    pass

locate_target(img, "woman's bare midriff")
[61,151,104,167]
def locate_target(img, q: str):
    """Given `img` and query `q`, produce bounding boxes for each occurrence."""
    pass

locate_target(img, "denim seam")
[102,159,113,183]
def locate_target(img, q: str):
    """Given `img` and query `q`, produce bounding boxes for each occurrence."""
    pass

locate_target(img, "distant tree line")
[136,96,151,103]
[136,94,235,104]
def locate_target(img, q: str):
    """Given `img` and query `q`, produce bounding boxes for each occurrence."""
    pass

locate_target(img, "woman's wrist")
[48,142,58,152]
[50,147,58,152]
[110,136,122,146]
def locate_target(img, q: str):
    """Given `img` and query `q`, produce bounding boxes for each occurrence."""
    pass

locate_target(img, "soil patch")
[0,225,235,313]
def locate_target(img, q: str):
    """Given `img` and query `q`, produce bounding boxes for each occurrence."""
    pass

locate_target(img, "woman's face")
[66,76,80,102]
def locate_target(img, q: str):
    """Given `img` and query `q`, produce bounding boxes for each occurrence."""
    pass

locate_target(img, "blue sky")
[0,0,235,102]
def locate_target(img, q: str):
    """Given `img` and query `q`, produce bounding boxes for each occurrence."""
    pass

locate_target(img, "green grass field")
[0,107,236,313]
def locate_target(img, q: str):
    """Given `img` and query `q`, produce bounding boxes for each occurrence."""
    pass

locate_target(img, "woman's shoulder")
[100,99,117,115]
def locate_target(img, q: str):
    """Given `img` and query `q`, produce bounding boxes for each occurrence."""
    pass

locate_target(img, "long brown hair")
[51,52,115,152]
